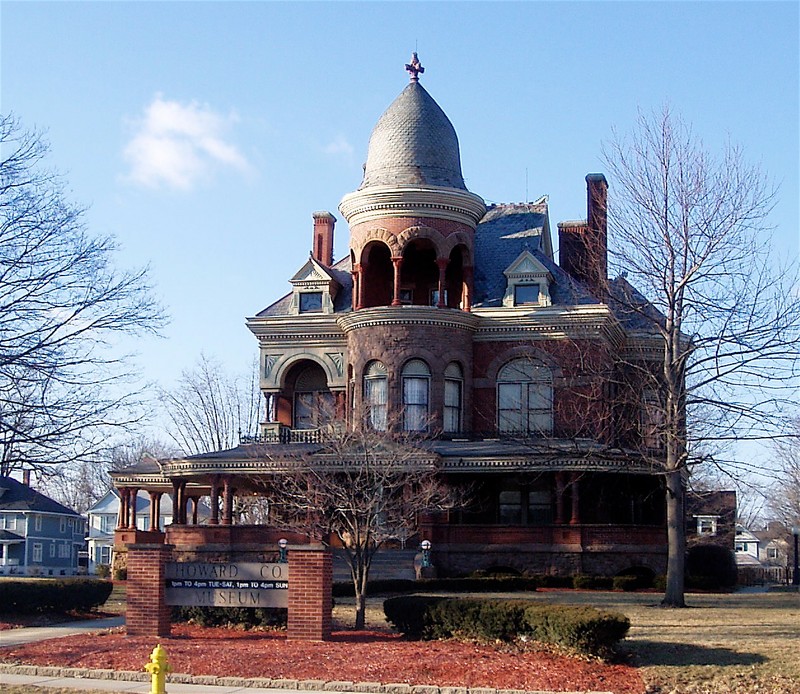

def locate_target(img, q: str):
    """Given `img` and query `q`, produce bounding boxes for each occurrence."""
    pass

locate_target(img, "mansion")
[112,56,668,578]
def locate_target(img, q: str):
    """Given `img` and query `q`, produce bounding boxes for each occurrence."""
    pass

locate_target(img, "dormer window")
[299,292,323,313]
[502,250,552,308]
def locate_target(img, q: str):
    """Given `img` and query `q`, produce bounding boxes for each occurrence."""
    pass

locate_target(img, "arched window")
[402,359,431,431]
[443,362,463,433]
[293,363,334,430]
[497,358,553,435]
[363,361,388,431]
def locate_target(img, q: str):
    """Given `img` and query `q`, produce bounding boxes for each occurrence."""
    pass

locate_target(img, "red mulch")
[0,624,645,693]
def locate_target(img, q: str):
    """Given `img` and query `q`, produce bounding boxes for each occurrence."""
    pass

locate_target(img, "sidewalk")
[0,616,125,648]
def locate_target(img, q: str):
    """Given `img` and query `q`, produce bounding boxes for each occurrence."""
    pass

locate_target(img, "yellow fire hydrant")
[144,643,172,694]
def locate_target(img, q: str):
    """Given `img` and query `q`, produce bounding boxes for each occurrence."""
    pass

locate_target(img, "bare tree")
[0,114,165,478]
[39,435,178,513]
[602,107,800,606]
[264,418,462,630]
[768,418,800,530]
[159,354,261,455]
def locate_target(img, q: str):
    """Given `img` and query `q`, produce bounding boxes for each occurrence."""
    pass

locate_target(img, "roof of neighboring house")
[0,476,81,517]
[0,529,25,543]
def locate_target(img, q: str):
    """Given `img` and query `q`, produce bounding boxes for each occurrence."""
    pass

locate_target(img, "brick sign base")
[125,543,332,641]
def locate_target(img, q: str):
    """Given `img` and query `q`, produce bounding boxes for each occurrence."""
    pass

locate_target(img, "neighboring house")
[109,56,679,578]
[685,490,737,551]
[86,488,209,574]
[734,523,762,566]
[755,521,792,568]
[0,475,85,577]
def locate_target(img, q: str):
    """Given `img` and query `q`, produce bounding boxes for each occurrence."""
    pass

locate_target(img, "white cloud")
[322,134,354,159]
[122,95,250,190]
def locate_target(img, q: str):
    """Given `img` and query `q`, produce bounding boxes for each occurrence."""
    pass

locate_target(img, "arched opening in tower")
[361,241,393,308]
[400,239,438,305]
[279,360,335,430]
[445,245,468,309]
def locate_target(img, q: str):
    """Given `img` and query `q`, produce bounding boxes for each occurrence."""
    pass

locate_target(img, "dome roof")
[361,80,467,190]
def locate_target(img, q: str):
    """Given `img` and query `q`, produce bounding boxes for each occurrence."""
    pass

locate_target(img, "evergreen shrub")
[383,596,630,656]
[172,605,287,629]
[686,544,738,590]
[0,578,113,614]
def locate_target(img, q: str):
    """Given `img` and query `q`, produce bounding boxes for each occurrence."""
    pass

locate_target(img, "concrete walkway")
[0,615,125,648]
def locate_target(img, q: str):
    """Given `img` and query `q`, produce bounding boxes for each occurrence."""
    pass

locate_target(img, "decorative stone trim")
[337,306,480,334]
[339,185,486,229]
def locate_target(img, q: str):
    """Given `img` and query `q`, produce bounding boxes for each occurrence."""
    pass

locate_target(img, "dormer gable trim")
[288,256,341,315]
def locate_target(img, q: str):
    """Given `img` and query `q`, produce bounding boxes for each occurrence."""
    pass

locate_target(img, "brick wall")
[287,546,332,641]
[126,544,172,637]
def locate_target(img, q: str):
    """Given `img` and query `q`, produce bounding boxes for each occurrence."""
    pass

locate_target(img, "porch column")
[222,476,234,526]
[117,489,128,530]
[209,476,220,525]
[391,257,403,306]
[148,492,159,531]
[555,472,567,524]
[354,263,365,310]
[265,393,276,422]
[569,473,581,525]
[128,488,139,529]
[190,497,199,525]
[436,258,448,307]
[171,480,181,524]
[351,267,360,310]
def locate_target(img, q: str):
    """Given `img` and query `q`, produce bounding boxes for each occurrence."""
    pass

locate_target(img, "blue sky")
[2,2,798,454]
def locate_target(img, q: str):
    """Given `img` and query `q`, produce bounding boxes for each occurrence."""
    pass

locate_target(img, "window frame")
[402,359,431,432]
[496,358,553,435]
[363,361,388,431]
[443,362,463,434]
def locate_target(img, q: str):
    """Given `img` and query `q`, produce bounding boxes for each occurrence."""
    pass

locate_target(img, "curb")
[0,664,613,694]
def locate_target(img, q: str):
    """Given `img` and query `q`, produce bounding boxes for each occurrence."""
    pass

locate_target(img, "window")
[97,545,112,565]
[9,515,18,531]
[58,544,70,558]
[49,543,56,558]
[498,490,522,524]
[497,358,553,434]
[299,292,323,313]
[695,516,718,536]
[443,362,463,433]
[767,547,778,560]
[514,284,540,306]
[363,361,388,431]
[402,359,431,431]
[293,363,334,429]
[59,517,66,533]
[99,515,112,534]
[399,288,413,304]
[32,543,43,563]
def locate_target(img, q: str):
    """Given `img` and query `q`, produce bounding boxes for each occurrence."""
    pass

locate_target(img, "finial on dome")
[405,52,424,82]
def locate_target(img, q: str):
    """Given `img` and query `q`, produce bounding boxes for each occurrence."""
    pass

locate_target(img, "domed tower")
[338,55,485,433]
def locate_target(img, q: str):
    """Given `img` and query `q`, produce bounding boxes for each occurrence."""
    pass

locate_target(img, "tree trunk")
[662,467,686,607]
[354,590,366,630]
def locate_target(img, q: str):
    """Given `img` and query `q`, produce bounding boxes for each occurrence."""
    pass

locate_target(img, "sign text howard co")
[164,562,289,608]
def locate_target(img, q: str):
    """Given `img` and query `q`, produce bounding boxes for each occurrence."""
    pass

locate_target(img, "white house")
[86,489,209,574]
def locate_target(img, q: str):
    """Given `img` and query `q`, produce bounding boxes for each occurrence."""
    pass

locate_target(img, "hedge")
[384,596,630,657]
[172,605,287,629]
[332,575,539,597]
[0,578,113,614]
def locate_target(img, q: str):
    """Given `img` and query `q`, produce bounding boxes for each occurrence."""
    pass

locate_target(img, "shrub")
[172,606,287,629]
[332,575,538,598]
[612,575,639,592]
[0,578,113,614]
[112,567,127,581]
[383,596,630,657]
[686,544,737,590]
[95,564,111,579]
[572,574,613,590]
[522,604,630,656]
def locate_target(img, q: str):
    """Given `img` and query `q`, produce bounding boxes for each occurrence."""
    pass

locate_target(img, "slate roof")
[0,476,80,516]
[472,203,598,307]
[361,81,467,190]
[607,276,665,332]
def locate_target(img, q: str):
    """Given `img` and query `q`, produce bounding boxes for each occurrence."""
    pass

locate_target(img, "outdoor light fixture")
[278,538,288,564]
[420,539,432,568]
[791,526,799,588]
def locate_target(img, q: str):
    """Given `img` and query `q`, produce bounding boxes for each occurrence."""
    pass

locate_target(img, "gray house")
[0,475,85,577]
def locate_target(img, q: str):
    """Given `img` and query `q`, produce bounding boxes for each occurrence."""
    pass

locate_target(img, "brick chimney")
[312,212,336,267]
[558,173,608,300]
[22,469,30,486]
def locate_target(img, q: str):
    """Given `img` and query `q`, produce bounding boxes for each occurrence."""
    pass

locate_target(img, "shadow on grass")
[628,639,767,667]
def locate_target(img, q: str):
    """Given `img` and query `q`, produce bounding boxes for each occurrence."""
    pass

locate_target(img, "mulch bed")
[0,624,645,693]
